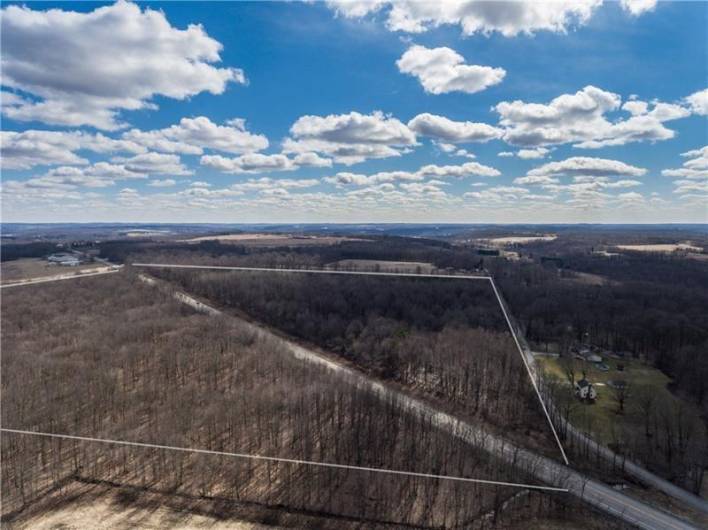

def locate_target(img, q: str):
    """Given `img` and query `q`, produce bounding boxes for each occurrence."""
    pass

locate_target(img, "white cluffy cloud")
[662,146,708,180]
[123,117,268,155]
[1,156,188,200]
[201,150,334,174]
[620,0,657,16]
[327,1,603,37]
[323,160,499,186]
[508,156,647,208]
[527,156,647,178]
[517,147,551,159]
[0,130,145,170]
[110,152,193,176]
[396,45,505,94]
[148,179,177,188]
[685,89,708,116]
[201,153,296,174]
[1,2,245,130]
[495,85,690,148]
[283,111,417,165]
[408,113,502,143]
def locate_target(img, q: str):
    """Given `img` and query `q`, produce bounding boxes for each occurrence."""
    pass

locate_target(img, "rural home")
[575,378,597,401]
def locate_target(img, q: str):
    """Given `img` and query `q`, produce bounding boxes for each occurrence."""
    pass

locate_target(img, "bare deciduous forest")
[146,268,557,455]
[104,232,708,490]
[1,273,598,528]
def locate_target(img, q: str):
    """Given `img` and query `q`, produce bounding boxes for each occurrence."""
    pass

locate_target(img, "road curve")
[141,274,698,530]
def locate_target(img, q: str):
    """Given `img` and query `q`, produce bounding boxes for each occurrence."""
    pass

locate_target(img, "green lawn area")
[537,355,702,447]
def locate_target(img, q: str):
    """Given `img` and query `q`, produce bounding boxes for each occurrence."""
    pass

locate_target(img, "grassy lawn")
[537,355,703,447]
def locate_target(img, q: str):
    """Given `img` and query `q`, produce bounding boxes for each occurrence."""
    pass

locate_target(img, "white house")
[574,378,597,401]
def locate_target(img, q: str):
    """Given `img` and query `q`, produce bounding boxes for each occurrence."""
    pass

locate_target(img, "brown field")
[1,258,109,285]
[484,235,557,246]
[180,233,369,246]
[562,271,612,286]
[329,259,437,273]
[615,242,703,253]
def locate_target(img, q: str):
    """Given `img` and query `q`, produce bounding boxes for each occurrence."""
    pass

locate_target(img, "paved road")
[493,286,708,516]
[0,267,121,289]
[141,274,699,530]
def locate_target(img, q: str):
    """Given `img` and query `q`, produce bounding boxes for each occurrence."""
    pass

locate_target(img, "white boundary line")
[487,279,569,465]
[131,263,491,281]
[131,263,569,465]
[0,428,568,493]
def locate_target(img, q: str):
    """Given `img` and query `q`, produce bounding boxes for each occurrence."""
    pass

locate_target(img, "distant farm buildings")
[47,253,82,267]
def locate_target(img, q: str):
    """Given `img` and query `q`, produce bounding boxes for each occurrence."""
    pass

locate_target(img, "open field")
[561,271,612,286]
[1,258,111,285]
[484,235,557,246]
[180,233,369,246]
[6,482,273,530]
[615,242,703,253]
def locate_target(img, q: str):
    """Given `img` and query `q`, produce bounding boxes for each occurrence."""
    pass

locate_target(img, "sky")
[1,0,706,224]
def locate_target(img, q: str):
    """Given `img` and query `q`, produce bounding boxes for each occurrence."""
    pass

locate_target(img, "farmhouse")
[575,378,598,401]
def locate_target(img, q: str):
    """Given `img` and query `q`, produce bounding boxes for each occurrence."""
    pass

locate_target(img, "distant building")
[575,379,597,401]
[607,380,627,390]
[575,347,603,364]
[47,253,82,267]
[477,248,500,256]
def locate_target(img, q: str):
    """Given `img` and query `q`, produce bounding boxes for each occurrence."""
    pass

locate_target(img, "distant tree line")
[0,242,59,262]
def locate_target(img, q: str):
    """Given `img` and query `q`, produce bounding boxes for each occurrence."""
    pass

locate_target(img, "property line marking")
[488,278,570,466]
[131,263,569,465]
[0,428,568,493]
[131,263,491,281]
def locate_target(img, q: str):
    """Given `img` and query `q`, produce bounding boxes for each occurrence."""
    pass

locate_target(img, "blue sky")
[1,1,706,223]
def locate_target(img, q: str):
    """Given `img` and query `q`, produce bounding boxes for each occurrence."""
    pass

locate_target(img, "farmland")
[615,242,703,253]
